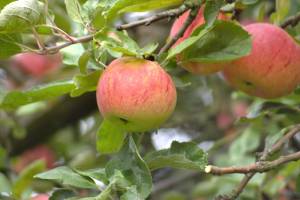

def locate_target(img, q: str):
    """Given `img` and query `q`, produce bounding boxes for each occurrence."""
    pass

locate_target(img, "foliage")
[0,0,300,200]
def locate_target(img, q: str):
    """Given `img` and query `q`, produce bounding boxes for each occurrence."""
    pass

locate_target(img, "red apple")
[170,7,228,75]
[223,23,300,99]
[97,57,177,132]
[14,145,55,173]
[12,52,62,77]
[232,101,248,117]
[31,194,49,200]
[216,112,233,130]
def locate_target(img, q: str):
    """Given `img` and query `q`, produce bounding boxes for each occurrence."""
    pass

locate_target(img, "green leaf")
[141,43,159,56]
[229,126,261,160]
[65,0,86,24]
[118,0,183,13]
[181,20,252,63]
[61,43,85,66]
[0,0,13,9]
[35,166,97,189]
[75,168,108,184]
[0,146,6,169]
[78,51,91,74]
[120,186,141,200]
[270,0,290,25]
[239,0,259,5]
[166,25,210,60]
[106,137,152,198]
[71,70,102,97]
[204,0,224,27]
[12,160,46,199]
[0,33,22,59]
[97,119,127,154]
[49,189,77,200]
[145,141,208,171]
[0,173,11,193]
[0,0,43,33]
[0,80,75,110]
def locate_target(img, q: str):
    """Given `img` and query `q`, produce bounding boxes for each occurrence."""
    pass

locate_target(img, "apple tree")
[1,0,300,200]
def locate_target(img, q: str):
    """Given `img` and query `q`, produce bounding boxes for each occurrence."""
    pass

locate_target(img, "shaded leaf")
[0,0,13,9]
[0,80,75,110]
[181,21,251,63]
[204,0,224,27]
[97,119,127,154]
[75,168,108,184]
[65,0,86,24]
[145,141,208,171]
[0,173,11,193]
[0,0,43,33]
[61,43,85,66]
[0,33,22,59]
[106,137,152,198]
[49,189,77,200]
[12,160,46,199]
[35,166,97,189]
[71,70,102,97]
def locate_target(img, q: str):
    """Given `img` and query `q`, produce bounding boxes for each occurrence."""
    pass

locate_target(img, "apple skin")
[14,145,55,173]
[170,8,228,75]
[12,52,62,77]
[223,23,300,99]
[31,194,49,200]
[97,57,177,132]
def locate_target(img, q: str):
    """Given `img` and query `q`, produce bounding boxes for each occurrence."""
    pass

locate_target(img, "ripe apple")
[14,145,55,173]
[12,52,62,77]
[31,194,49,200]
[96,57,177,132]
[223,23,300,99]
[216,112,233,130]
[232,101,248,117]
[170,7,228,75]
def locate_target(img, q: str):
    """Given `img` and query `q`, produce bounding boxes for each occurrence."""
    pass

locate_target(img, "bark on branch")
[213,124,300,200]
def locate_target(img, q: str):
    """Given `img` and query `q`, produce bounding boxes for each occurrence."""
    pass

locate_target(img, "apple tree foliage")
[0,0,300,200]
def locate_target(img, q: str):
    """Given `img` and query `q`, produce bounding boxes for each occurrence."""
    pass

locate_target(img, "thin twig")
[158,6,200,56]
[37,5,191,54]
[116,5,189,30]
[214,124,300,200]
[206,151,300,175]
[280,12,300,28]
[35,25,75,42]
[39,35,93,54]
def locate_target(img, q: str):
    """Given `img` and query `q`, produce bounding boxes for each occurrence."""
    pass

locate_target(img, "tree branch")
[213,124,300,200]
[206,151,300,175]
[280,12,300,28]
[116,5,189,30]
[38,5,191,55]
[39,35,94,54]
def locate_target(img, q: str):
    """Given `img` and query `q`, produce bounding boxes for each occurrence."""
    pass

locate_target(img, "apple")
[232,101,248,117]
[12,52,62,77]
[14,145,55,173]
[216,112,233,130]
[223,23,300,99]
[31,194,49,200]
[170,7,228,75]
[96,57,177,132]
